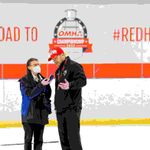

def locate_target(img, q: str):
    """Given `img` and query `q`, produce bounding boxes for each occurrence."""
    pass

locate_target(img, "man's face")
[53,54,64,66]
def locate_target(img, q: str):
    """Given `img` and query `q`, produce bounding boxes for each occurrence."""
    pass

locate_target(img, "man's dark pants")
[56,109,83,150]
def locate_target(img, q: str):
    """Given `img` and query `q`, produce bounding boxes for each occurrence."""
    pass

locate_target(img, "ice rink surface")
[0,125,150,150]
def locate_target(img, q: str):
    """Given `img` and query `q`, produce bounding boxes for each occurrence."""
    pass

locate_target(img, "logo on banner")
[49,9,92,54]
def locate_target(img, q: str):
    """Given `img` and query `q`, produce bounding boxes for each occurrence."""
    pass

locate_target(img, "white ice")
[0,126,150,150]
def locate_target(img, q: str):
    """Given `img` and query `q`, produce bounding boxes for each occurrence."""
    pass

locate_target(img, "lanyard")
[57,58,68,82]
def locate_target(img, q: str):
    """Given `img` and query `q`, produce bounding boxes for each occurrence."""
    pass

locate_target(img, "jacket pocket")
[55,90,72,110]
[26,101,35,120]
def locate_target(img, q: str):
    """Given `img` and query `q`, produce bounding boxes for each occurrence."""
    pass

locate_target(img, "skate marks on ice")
[0,141,59,147]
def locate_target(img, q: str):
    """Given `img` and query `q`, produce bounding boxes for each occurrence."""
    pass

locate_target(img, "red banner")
[49,38,92,52]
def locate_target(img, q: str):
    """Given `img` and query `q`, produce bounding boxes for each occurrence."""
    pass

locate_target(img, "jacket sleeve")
[20,79,45,99]
[69,63,87,90]
[43,84,52,114]
[45,84,52,100]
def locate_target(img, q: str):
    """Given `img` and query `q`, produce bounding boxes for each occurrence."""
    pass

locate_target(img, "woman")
[19,58,51,150]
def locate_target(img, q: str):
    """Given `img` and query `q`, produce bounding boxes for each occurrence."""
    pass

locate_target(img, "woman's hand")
[41,78,50,86]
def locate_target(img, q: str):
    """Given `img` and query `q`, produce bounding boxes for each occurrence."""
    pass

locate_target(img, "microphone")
[37,73,44,81]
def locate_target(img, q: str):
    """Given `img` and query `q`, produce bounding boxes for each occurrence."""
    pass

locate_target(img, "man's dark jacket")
[55,56,87,113]
[19,72,51,125]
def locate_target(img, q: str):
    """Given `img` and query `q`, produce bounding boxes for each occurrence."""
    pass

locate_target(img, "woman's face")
[28,60,40,74]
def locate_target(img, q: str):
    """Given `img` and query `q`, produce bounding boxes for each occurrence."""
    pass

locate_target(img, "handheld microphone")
[37,73,54,82]
[37,73,44,81]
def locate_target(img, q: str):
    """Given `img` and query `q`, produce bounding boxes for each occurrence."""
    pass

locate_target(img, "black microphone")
[37,73,44,81]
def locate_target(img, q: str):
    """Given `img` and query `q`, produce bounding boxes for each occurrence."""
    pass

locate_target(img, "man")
[48,47,87,150]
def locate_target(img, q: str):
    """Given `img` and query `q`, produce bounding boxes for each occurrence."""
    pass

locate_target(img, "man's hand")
[58,79,69,90]
[41,78,50,86]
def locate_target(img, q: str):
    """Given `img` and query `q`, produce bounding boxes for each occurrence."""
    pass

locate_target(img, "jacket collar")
[58,56,70,70]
